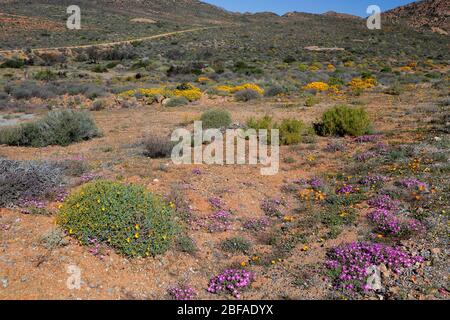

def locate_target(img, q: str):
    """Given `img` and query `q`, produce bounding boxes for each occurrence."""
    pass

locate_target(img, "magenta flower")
[336,185,355,194]
[326,242,423,292]
[208,269,254,298]
[168,286,197,300]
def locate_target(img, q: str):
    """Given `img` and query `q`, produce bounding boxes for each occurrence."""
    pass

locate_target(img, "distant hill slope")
[384,0,449,34]
[0,0,448,52]
[0,0,236,24]
[95,0,236,22]
[323,11,361,20]
[0,0,237,49]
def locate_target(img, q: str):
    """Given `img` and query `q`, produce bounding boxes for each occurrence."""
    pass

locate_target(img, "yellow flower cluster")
[329,84,341,94]
[271,258,283,265]
[303,82,330,92]
[408,158,421,173]
[347,77,377,90]
[299,189,326,202]
[215,83,264,95]
[399,66,413,72]
[240,255,261,267]
[120,84,202,102]
[197,76,211,83]
[344,61,355,68]
[120,87,167,97]
[173,87,202,101]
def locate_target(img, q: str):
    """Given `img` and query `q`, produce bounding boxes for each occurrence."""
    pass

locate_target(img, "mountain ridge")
[384,0,449,34]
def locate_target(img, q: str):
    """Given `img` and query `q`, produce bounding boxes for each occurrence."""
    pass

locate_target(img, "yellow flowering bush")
[119,84,202,102]
[344,61,355,68]
[303,82,330,92]
[197,76,211,84]
[120,87,168,98]
[173,87,202,101]
[215,83,264,95]
[57,181,176,257]
[347,77,377,90]
[399,66,413,72]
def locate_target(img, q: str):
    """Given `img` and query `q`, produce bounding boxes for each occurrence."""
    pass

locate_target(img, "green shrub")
[176,234,197,254]
[328,77,345,86]
[105,61,120,69]
[246,115,275,142]
[305,96,318,107]
[91,65,108,73]
[314,105,371,137]
[0,110,101,147]
[57,181,176,257]
[277,119,307,145]
[221,236,251,253]
[247,116,309,145]
[233,61,263,75]
[200,109,232,129]
[33,70,58,81]
[298,63,308,72]
[0,58,25,69]
[246,115,274,131]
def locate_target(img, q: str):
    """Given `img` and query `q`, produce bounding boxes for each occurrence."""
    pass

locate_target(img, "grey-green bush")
[265,84,284,97]
[235,89,261,102]
[0,110,101,147]
[142,136,175,158]
[0,158,64,207]
[163,96,189,107]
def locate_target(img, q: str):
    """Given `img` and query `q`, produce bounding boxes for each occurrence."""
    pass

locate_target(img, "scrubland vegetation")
[0,0,448,301]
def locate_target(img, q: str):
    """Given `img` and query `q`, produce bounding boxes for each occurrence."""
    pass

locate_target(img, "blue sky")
[203,0,416,17]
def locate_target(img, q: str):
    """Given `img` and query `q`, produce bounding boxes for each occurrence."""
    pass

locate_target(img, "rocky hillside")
[323,11,361,20]
[384,0,449,34]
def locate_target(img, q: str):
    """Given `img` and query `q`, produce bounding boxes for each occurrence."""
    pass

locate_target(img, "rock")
[379,263,391,278]
[431,248,441,255]
[389,286,400,295]
[434,137,442,141]
[1,277,8,288]
[155,95,165,103]
[161,98,171,106]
